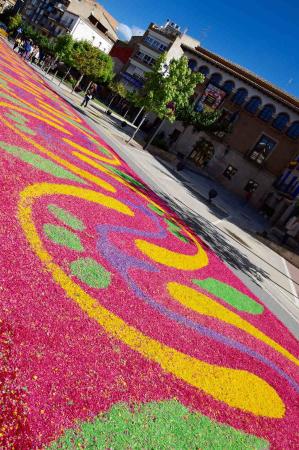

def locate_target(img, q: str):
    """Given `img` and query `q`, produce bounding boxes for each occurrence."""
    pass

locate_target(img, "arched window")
[222,80,235,94]
[198,65,209,76]
[259,104,275,122]
[188,59,197,71]
[245,96,262,113]
[287,121,299,139]
[210,73,222,86]
[231,88,248,105]
[272,113,289,131]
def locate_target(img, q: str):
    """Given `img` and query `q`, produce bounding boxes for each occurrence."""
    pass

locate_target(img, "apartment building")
[20,0,118,53]
[119,21,199,89]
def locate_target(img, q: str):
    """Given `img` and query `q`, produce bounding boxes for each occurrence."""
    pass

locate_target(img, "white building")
[58,10,115,53]
[120,21,200,89]
[21,0,118,54]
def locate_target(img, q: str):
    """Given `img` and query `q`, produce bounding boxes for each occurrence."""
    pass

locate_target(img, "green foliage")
[109,80,128,99]
[8,13,22,32]
[54,34,74,66]
[38,35,54,53]
[176,104,224,133]
[21,23,54,52]
[71,40,114,83]
[21,23,37,40]
[136,54,204,123]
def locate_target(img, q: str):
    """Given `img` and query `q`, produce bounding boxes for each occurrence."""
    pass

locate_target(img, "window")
[231,88,248,105]
[244,180,259,192]
[210,73,222,86]
[198,65,209,76]
[286,121,299,139]
[223,165,237,180]
[188,59,197,71]
[136,51,155,66]
[259,104,275,122]
[249,134,276,165]
[245,96,262,113]
[144,36,167,52]
[272,113,289,131]
[222,80,235,94]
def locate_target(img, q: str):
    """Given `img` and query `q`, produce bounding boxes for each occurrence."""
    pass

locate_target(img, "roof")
[181,44,299,113]
[67,0,118,41]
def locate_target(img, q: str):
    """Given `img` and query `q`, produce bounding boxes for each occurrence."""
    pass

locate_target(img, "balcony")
[133,53,155,68]
[48,12,62,22]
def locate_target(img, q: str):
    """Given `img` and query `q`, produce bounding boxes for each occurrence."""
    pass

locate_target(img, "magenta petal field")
[0,40,298,449]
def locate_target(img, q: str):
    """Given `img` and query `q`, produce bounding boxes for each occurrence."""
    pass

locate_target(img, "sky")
[99,0,299,98]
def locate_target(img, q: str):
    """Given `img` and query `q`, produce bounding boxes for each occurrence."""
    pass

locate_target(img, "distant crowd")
[13,36,41,63]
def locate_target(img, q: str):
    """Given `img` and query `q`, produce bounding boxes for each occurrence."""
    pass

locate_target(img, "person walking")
[17,39,25,55]
[23,39,32,60]
[81,84,96,108]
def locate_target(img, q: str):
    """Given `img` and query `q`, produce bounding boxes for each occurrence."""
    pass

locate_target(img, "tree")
[8,13,22,32]
[54,34,74,65]
[71,40,114,92]
[107,81,128,109]
[128,54,204,145]
[176,104,222,132]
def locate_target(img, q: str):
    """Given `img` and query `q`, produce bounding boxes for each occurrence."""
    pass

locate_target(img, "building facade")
[147,43,299,207]
[119,21,200,90]
[0,0,16,13]
[20,0,118,53]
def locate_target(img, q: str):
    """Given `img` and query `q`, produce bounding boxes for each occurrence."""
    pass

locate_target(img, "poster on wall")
[195,83,226,112]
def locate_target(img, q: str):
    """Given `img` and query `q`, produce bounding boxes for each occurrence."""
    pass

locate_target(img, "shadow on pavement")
[155,190,269,284]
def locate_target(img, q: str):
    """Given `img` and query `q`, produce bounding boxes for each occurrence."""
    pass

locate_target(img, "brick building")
[110,21,299,207]
[137,37,299,207]
[119,21,199,89]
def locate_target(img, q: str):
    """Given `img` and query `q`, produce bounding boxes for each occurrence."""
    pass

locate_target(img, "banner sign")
[195,83,226,112]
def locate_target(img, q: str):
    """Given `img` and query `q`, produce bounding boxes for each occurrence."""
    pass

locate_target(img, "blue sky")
[100,0,299,98]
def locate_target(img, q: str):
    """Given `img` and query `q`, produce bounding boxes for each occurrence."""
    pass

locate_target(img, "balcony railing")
[133,54,155,67]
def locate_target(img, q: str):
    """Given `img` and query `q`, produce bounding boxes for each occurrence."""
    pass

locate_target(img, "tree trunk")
[132,106,144,125]
[128,113,148,143]
[144,119,165,150]
[84,81,92,95]
[72,73,83,93]
[46,56,58,75]
[123,108,130,119]
[59,67,71,86]
[108,94,117,108]
[51,70,58,81]
[45,64,52,74]
[171,124,189,153]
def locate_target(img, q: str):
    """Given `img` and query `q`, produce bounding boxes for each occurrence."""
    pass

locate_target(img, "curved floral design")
[0,40,298,449]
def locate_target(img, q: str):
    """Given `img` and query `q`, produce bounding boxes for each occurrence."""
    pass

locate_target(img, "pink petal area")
[0,40,298,449]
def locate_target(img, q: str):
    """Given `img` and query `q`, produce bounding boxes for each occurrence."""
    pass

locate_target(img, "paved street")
[0,40,298,449]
